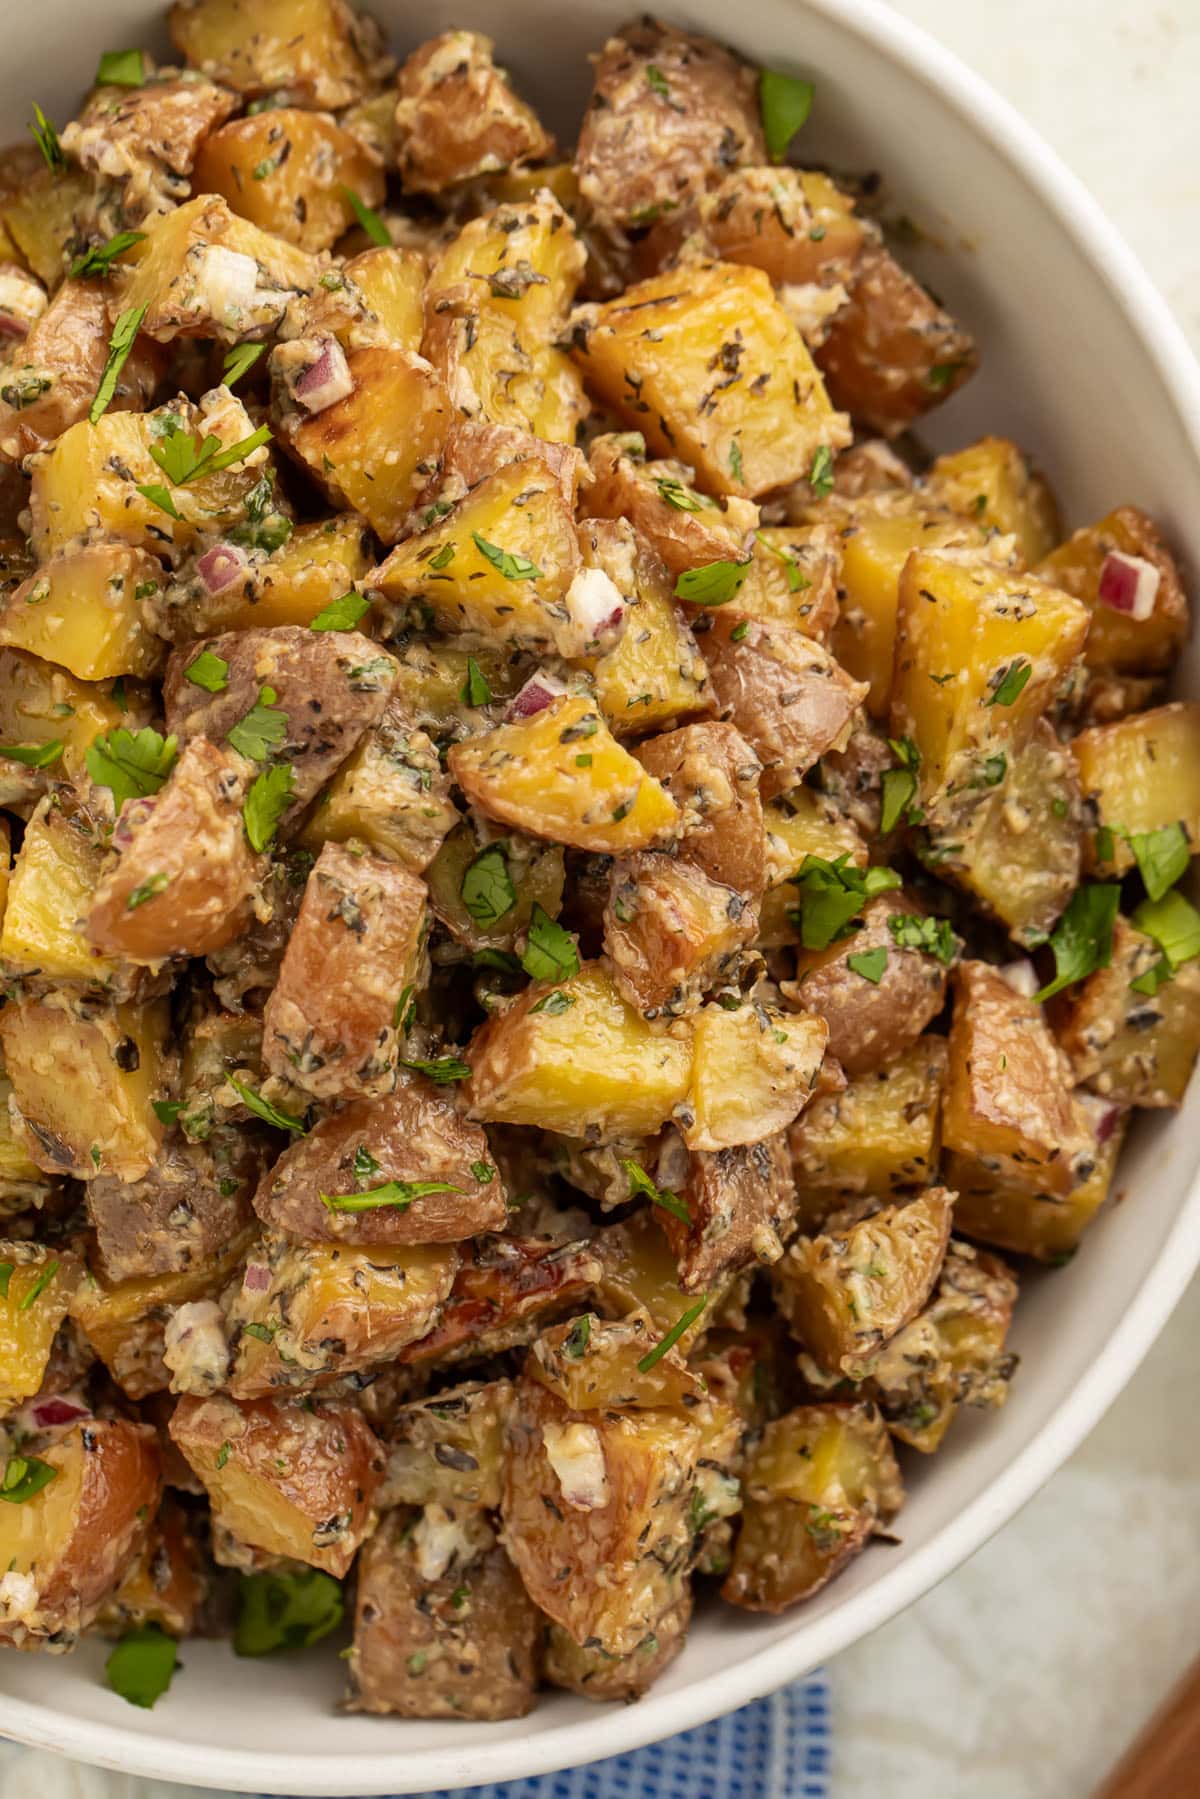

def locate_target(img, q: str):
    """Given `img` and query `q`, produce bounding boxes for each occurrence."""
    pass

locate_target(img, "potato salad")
[0,0,1194,1722]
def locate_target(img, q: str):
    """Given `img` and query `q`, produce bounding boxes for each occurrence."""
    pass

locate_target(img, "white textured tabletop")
[4,4,1199,1797]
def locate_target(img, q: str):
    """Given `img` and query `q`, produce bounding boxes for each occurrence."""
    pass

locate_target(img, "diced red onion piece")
[197,542,247,595]
[293,337,354,415]
[506,671,568,721]
[31,1395,90,1428]
[0,313,26,341]
[113,794,157,849]
[1095,1103,1123,1145]
[562,567,626,646]
[242,1261,271,1294]
[1097,551,1160,621]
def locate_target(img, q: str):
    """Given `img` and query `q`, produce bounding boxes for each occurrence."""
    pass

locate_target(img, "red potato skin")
[253,1078,507,1245]
[87,1132,260,1282]
[0,1418,162,1650]
[634,720,766,898]
[261,842,426,1100]
[788,895,951,1076]
[400,1236,604,1366]
[575,19,766,229]
[164,625,395,822]
[393,30,553,195]
[87,737,264,963]
[0,279,163,461]
[659,1133,796,1292]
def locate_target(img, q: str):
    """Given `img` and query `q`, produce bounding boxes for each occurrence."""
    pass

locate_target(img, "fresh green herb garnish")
[340,186,390,246]
[90,304,146,424]
[222,342,267,389]
[228,685,288,761]
[86,725,177,810]
[309,589,369,631]
[127,873,169,910]
[655,478,714,513]
[887,912,959,965]
[1126,822,1190,903]
[149,417,272,488]
[564,1315,592,1358]
[0,739,62,769]
[96,48,145,86]
[621,1159,690,1224]
[398,1055,471,1084]
[243,762,295,851]
[521,904,579,983]
[234,1570,344,1656]
[638,1297,709,1372]
[788,855,902,951]
[321,1179,460,1213]
[28,104,63,173]
[754,530,810,592]
[674,558,751,607]
[472,533,541,581]
[807,443,835,498]
[0,1454,57,1504]
[1130,887,1200,995]
[879,736,920,835]
[1034,883,1120,1002]
[459,657,492,707]
[529,989,574,1016]
[69,230,146,280]
[227,1076,306,1134]
[846,947,888,984]
[184,649,229,693]
[987,659,1032,707]
[758,67,815,162]
[645,64,671,97]
[105,1625,178,1710]
[461,844,516,925]
[728,438,744,483]
[153,1100,183,1125]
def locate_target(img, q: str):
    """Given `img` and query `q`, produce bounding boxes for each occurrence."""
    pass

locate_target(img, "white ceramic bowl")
[3,1,1200,1791]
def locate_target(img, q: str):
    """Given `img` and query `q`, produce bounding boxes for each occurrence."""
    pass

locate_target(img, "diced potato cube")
[61,74,237,227]
[0,279,161,463]
[30,388,272,559]
[400,1236,603,1370]
[573,262,850,499]
[891,551,1089,820]
[826,494,997,717]
[278,345,452,544]
[0,1244,81,1413]
[925,436,1060,566]
[0,799,123,988]
[169,0,389,109]
[1036,506,1188,673]
[854,1240,1017,1451]
[1075,703,1200,876]
[370,457,581,654]
[227,1232,459,1397]
[545,1591,690,1703]
[636,720,766,898]
[722,1402,903,1611]
[262,844,425,1102]
[0,649,129,781]
[383,1380,513,1510]
[297,696,458,872]
[772,1189,953,1376]
[733,525,841,638]
[949,1095,1125,1263]
[339,247,425,354]
[0,545,164,681]
[938,720,1082,947]
[502,1375,699,1654]
[578,522,713,737]
[70,1229,253,1399]
[170,1390,384,1576]
[586,435,758,582]
[176,514,373,636]
[0,995,169,1182]
[449,693,679,855]
[464,961,693,1139]
[681,1001,827,1151]
[671,167,865,292]
[194,110,385,253]
[942,960,1094,1200]
[815,242,977,436]
[604,851,756,1018]
[96,1499,206,1639]
[254,1077,506,1247]
[1054,915,1200,1108]
[0,1417,160,1650]
[0,163,96,288]
[591,1209,723,1351]
[656,1133,796,1294]
[574,18,764,230]
[788,1037,946,1195]
[394,30,553,194]
[789,895,952,1076]
[347,1508,540,1718]
[0,1055,55,1213]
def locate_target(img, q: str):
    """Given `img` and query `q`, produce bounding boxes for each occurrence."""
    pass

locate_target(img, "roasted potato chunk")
[87,1134,257,1285]
[577,522,713,738]
[165,624,394,821]
[502,1375,699,1654]
[773,1189,953,1376]
[681,1001,827,1152]
[0,1418,160,1650]
[465,961,693,1138]
[660,167,865,293]
[382,1380,512,1510]
[1054,915,1200,1108]
[635,720,765,898]
[603,852,756,1018]
[0,648,136,784]
[226,1232,460,1396]
[545,1591,690,1703]
[195,110,385,253]
[63,73,237,223]
[261,843,425,1101]
[425,820,565,954]
[573,263,849,499]
[170,1390,383,1576]
[654,1132,796,1294]
[1036,505,1188,673]
[0,544,165,682]
[891,551,1089,824]
[168,514,374,638]
[253,1078,506,1245]
[347,1507,539,1718]
[586,435,758,582]
[925,436,1060,567]
[723,1401,903,1611]
[1075,702,1200,877]
[788,1037,946,1195]
[574,19,764,230]
[0,994,169,1183]
[0,279,160,462]
[0,798,126,991]
[88,738,264,964]
[448,693,679,855]
[815,241,977,436]
[0,1244,82,1414]
[757,790,867,947]
[943,960,1095,1201]
[394,30,552,194]
[95,1499,206,1639]
[169,0,390,108]
[298,695,458,872]
[788,895,953,1076]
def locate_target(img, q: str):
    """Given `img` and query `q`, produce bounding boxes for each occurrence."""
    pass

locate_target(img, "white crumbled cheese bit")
[197,245,259,328]
[0,1571,38,1623]
[778,280,849,343]
[998,959,1039,998]
[542,1420,610,1512]
[411,1501,494,1583]
[561,565,625,651]
[163,1300,230,1395]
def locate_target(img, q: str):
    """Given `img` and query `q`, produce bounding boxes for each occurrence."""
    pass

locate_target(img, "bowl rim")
[5,0,1200,1790]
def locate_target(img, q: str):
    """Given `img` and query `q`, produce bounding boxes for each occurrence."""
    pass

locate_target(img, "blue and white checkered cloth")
[420,1673,832,1799]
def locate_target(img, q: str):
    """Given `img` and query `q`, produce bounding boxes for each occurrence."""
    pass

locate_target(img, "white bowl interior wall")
[2,0,1199,1791]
